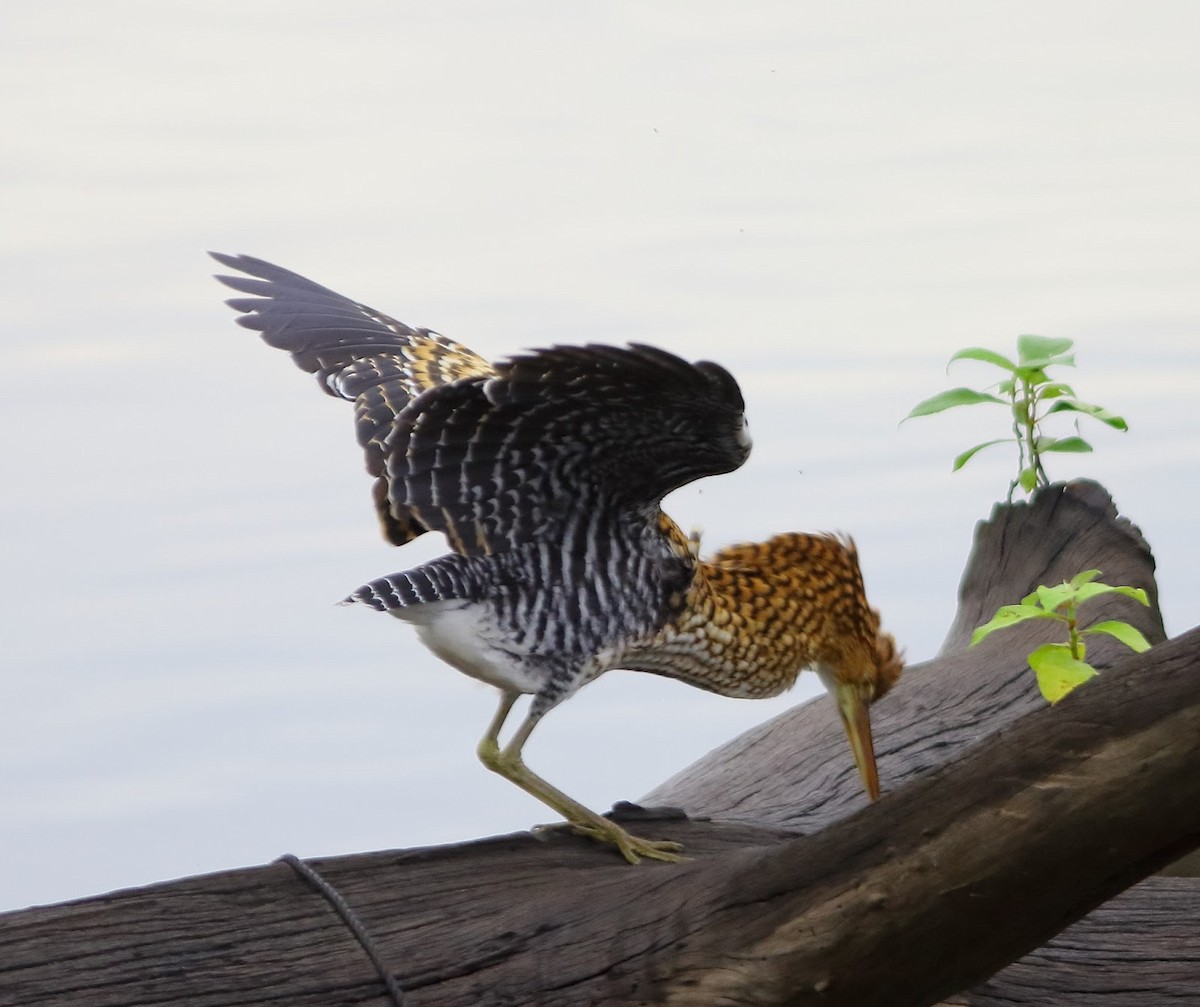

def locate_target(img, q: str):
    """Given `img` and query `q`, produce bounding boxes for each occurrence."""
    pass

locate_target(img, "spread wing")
[214,254,752,557]
[212,252,492,545]
[387,343,752,556]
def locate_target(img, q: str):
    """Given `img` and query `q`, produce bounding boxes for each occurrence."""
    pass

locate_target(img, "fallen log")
[1,481,1195,1007]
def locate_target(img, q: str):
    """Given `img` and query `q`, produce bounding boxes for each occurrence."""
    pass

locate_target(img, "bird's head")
[815,609,904,802]
[701,531,903,800]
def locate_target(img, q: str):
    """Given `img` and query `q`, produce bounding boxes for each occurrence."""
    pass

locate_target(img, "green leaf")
[971,604,1058,645]
[952,438,1012,471]
[1082,620,1152,653]
[949,347,1018,372]
[1019,356,1075,373]
[1075,582,1150,607]
[1069,569,1103,588]
[1028,643,1098,703]
[1014,365,1055,385]
[1045,399,1129,431]
[997,378,1016,396]
[1036,435,1094,454]
[904,387,1007,420]
[1037,381,1077,400]
[1035,583,1074,613]
[1017,335,1074,365]
[1018,466,1039,492]
[1113,585,1151,605]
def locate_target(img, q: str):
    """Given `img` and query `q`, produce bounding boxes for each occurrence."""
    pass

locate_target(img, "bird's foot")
[567,819,685,865]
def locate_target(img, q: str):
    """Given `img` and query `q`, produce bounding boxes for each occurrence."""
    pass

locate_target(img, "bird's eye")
[736,414,752,450]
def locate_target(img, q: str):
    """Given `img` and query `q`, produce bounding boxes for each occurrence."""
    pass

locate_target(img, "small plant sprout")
[971,570,1152,703]
[905,335,1128,501]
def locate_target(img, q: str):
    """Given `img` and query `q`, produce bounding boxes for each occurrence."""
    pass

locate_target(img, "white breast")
[391,601,546,695]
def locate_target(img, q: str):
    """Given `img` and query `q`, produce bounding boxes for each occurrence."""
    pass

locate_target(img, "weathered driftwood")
[644,480,1199,1006]
[1,481,1197,1007]
[645,480,1168,824]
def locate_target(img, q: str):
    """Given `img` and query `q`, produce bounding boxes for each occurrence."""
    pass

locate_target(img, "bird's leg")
[476,703,684,865]
[476,690,521,762]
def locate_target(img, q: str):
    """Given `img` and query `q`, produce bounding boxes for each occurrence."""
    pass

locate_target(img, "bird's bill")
[835,682,880,800]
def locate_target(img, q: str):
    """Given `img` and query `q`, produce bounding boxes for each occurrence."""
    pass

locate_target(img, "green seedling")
[971,570,1151,703]
[905,335,1127,500]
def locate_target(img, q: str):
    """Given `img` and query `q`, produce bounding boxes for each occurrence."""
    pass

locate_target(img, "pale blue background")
[2,1,1198,912]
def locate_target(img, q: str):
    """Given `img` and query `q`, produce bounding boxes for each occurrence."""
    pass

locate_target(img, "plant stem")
[1066,600,1081,660]
[1008,384,1025,502]
[1022,378,1042,489]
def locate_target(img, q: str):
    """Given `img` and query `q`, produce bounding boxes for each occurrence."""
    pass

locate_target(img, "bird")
[212,252,903,864]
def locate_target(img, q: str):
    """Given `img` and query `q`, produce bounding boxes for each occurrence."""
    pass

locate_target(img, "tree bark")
[2,481,1196,1007]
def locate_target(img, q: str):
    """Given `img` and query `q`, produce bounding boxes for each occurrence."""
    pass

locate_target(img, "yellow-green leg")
[476,693,684,865]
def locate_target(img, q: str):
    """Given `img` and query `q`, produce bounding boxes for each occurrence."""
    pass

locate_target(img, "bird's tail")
[341,554,481,613]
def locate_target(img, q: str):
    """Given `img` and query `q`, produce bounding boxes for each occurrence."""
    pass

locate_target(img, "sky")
[2,1,1198,912]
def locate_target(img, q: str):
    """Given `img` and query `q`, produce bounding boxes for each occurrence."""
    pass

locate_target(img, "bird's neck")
[622,527,838,698]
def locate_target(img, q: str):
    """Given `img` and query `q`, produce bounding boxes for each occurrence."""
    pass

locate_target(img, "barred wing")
[214,255,751,557]
[386,343,752,556]
[213,252,492,545]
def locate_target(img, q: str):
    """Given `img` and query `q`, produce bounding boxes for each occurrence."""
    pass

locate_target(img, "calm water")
[3,2,1198,912]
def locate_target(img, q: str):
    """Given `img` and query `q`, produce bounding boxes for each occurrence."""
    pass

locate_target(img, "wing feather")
[214,254,752,557]
[386,343,751,555]
[213,252,492,545]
